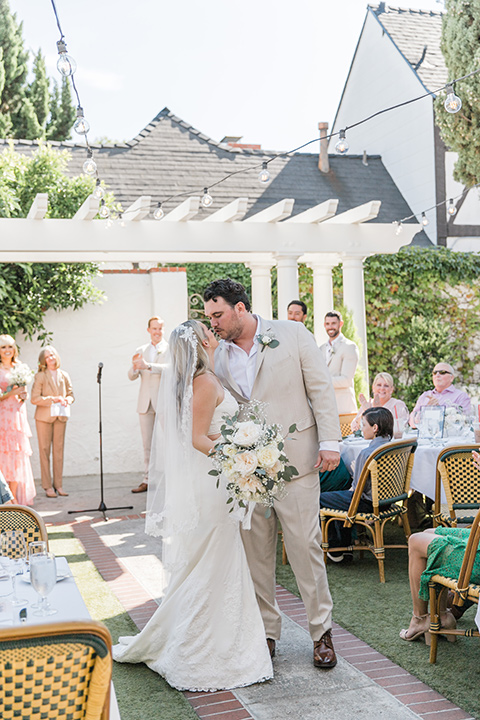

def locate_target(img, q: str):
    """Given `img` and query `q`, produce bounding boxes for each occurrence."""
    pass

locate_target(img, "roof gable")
[369,3,448,92]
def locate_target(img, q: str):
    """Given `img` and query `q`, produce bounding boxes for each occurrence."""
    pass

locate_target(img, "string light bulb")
[393,221,403,236]
[56,40,77,77]
[153,202,164,220]
[99,200,110,219]
[93,179,105,200]
[421,212,429,226]
[202,188,213,208]
[447,198,457,216]
[258,162,271,184]
[444,84,462,114]
[335,129,349,155]
[82,150,97,176]
[73,107,90,135]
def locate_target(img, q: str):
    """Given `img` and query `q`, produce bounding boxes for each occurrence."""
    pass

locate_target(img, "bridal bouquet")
[209,403,298,518]
[5,363,35,392]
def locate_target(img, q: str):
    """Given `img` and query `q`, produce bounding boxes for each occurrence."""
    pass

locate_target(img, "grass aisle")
[48,526,198,720]
[276,526,480,720]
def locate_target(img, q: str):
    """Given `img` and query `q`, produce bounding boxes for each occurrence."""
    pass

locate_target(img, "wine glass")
[30,552,57,616]
[0,531,28,606]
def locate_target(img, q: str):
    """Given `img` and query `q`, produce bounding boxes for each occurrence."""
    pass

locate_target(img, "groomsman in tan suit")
[128,316,168,493]
[320,311,359,414]
[204,279,341,669]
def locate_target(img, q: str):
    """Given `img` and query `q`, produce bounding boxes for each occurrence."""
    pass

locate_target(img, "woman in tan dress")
[31,346,74,498]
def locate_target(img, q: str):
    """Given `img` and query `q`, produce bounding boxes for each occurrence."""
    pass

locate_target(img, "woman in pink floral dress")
[0,335,36,505]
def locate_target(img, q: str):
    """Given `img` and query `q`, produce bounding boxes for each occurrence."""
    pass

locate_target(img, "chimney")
[318,122,329,173]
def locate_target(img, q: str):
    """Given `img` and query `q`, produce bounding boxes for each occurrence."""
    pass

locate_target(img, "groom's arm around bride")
[204,278,341,670]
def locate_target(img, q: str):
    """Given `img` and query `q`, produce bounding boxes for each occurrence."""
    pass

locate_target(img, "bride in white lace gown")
[113,320,273,691]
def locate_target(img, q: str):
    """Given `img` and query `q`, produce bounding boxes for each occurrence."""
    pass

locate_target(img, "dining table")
[340,434,476,503]
[0,555,121,720]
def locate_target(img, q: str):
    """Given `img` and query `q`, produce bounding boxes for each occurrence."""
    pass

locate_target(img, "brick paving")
[47,516,474,720]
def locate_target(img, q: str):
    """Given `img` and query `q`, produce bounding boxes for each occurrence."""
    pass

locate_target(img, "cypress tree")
[436,0,480,186]
[29,49,49,128]
[0,0,28,121]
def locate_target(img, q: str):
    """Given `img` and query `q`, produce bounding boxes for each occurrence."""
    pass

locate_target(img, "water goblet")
[0,531,28,606]
[28,541,48,608]
[30,552,57,617]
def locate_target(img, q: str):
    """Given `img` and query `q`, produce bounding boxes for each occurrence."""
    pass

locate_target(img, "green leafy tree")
[436,0,480,185]
[0,0,28,130]
[0,143,116,341]
[28,50,49,127]
[47,77,76,141]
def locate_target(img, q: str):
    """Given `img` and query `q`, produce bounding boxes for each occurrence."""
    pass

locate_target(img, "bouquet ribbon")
[231,501,256,530]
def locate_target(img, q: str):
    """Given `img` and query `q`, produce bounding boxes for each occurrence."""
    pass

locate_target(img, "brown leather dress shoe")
[132,482,148,494]
[266,638,276,658]
[313,630,337,669]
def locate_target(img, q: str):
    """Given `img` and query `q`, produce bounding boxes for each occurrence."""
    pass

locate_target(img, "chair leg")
[282,533,288,565]
[373,520,386,583]
[320,514,328,564]
[401,508,412,540]
[428,581,439,664]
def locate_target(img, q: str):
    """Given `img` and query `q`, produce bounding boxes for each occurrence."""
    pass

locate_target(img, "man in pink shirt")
[410,362,471,427]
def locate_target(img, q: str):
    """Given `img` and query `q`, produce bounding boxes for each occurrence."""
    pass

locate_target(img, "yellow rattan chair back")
[428,507,480,663]
[320,438,417,582]
[434,445,480,527]
[0,620,112,720]
[0,506,48,554]
[339,413,357,438]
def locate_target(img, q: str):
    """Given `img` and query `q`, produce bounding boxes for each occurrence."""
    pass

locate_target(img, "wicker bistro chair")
[339,413,358,439]
[433,445,480,528]
[0,505,49,554]
[320,438,417,583]
[428,507,480,663]
[0,620,112,720]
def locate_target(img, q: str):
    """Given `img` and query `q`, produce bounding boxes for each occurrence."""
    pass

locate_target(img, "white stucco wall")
[18,267,188,478]
[331,11,438,243]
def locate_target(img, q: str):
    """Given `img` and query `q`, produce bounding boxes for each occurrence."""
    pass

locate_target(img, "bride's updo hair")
[169,320,211,417]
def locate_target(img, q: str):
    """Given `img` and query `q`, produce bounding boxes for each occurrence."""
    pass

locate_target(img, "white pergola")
[0,192,419,381]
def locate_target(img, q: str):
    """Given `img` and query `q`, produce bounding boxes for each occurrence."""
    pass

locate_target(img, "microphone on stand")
[97,362,104,383]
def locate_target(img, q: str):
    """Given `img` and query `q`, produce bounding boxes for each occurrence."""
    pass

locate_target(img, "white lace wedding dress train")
[113,391,273,691]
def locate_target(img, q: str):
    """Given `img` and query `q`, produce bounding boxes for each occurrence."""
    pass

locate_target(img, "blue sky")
[11,0,444,151]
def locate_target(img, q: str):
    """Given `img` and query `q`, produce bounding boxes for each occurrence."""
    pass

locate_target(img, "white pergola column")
[275,254,300,320]
[307,255,338,345]
[342,255,369,386]
[246,258,275,319]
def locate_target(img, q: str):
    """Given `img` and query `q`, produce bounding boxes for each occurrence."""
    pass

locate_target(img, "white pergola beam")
[0,218,420,261]
[26,193,48,220]
[163,197,200,222]
[73,195,100,221]
[325,200,381,225]
[203,198,248,223]
[244,199,295,223]
[285,199,339,224]
[124,195,151,221]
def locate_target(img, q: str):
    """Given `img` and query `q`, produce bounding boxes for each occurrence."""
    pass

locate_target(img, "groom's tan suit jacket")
[215,317,341,479]
[215,316,341,641]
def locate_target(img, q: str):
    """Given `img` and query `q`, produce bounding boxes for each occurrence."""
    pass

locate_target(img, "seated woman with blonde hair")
[351,372,408,432]
[399,449,480,642]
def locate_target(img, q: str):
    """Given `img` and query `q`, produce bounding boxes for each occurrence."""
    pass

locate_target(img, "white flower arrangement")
[6,363,35,390]
[255,332,279,352]
[209,402,298,516]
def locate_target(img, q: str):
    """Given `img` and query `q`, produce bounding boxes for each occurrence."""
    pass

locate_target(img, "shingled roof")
[1,107,418,230]
[369,3,448,92]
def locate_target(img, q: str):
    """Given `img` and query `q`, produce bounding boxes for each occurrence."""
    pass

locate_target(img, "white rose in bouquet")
[232,421,262,447]
[266,459,283,477]
[237,475,264,493]
[234,450,258,476]
[257,443,281,468]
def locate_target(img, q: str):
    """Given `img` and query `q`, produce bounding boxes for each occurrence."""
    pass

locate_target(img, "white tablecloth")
[340,436,473,503]
[0,556,121,720]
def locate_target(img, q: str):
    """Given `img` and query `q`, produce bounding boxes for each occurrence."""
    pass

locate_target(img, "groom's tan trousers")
[241,469,332,642]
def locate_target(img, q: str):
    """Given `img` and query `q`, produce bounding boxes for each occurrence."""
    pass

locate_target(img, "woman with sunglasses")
[0,335,36,505]
[409,362,471,428]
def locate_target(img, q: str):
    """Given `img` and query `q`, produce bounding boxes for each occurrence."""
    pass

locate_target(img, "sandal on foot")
[399,613,430,642]
[45,488,57,498]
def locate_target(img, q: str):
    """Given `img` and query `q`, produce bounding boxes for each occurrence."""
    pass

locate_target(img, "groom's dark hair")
[203,278,251,312]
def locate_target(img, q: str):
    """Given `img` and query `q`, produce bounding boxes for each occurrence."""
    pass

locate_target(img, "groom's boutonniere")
[256,332,280,352]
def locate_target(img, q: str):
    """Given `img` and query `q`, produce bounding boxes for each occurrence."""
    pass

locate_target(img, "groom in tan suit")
[128,316,168,493]
[320,311,359,414]
[204,279,341,669]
